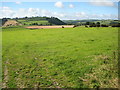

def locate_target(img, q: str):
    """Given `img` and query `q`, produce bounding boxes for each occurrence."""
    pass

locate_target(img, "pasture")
[2,27,118,88]
[17,20,50,25]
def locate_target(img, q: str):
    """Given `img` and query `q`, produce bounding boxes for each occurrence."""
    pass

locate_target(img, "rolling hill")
[1,16,67,26]
[15,17,66,26]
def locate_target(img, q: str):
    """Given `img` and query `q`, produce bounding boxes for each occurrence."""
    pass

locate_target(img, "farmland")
[2,26,118,88]
[17,20,51,26]
[63,19,119,26]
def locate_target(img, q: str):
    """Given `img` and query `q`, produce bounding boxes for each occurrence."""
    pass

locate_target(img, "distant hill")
[63,19,119,26]
[13,16,66,25]
[63,19,100,24]
[1,16,67,26]
[1,17,119,27]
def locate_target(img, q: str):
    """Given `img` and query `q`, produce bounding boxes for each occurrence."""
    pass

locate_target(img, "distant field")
[94,20,118,25]
[2,27,118,88]
[17,20,50,25]
[64,20,118,25]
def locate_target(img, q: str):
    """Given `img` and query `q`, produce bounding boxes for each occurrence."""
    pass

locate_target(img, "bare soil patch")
[26,25,74,29]
[3,20,22,27]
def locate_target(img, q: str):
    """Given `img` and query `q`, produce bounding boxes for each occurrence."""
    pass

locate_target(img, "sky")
[0,0,119,20]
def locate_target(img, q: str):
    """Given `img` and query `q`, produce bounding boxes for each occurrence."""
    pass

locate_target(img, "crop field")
[2,27,118,88]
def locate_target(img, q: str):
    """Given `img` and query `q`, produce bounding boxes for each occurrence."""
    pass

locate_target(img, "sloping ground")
[17,20,51,26]
[3,20,22,27]
[26,25,74,29]
[15,17,66,25]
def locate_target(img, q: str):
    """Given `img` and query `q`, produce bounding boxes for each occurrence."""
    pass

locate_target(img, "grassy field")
[17,20,50,25]
[2,27,118,88]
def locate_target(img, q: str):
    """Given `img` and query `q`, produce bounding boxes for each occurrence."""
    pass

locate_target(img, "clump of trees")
[31,23,38,25]
[47,17,66,25]
[96,22,101,27]
[85,21,120,27]
[13,16,47,21]
[110,22,120,27]
[1,18,8,26]
[86,22,102,27]
[101,24,108,27]
[89,22,97,27]
[73,25,79,28]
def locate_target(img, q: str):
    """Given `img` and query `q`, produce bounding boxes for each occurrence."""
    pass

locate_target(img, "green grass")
[94,20,117,25]
[0,29,2,88]
[2,27,118,88]
[17,20,26,22]
[17,20,50,25]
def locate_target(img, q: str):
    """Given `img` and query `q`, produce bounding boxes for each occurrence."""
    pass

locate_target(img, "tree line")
[84,21,120,27]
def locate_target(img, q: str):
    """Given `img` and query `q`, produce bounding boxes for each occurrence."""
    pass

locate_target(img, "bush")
[101,24,108,27]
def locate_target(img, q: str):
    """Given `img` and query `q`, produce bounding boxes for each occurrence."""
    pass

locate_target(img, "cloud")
[75,12,86,18]
[0,7,15,18]
[15,1,21,4]
[90,0,115,7]
[66,12,117,20]
[53,12,66,19]
[69,4,74,8]
[0,7,117,20]
[54,1,64,8]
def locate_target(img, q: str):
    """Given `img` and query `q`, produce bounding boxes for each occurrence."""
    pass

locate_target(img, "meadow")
[2,26,118,88]
[17,20,50,25]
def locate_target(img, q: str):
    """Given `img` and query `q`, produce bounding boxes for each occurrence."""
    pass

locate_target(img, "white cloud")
[90,0,115,7]
[0,7,15,18]
[75,12,88,19]
[0,7,117,20]
[69,4,74,8]
[52,12,66,19]
[15,1,21,4]
[54,1,64,8]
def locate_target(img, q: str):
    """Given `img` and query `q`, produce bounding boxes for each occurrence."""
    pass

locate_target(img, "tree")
[96,22,100,27]
[86,22,90,25]
[15,17,18,20]
[25,16,28,19]
[89,22,96,27]
[2,18,8,25]
[101,24,108,27]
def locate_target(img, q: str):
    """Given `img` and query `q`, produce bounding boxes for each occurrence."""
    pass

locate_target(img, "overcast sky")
[0,0,119,20]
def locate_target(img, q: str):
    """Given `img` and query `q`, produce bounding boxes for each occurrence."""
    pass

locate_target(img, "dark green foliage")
[64,19,120,27]
[86,22,90,25]
[101,24,109,27]
[0,18,8,26]
[110,22,120,27]
[13,16,47,21]
[96,22,101,27]
[89,22,96,27]
[31,23,38,25]
[47,17,66,25]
